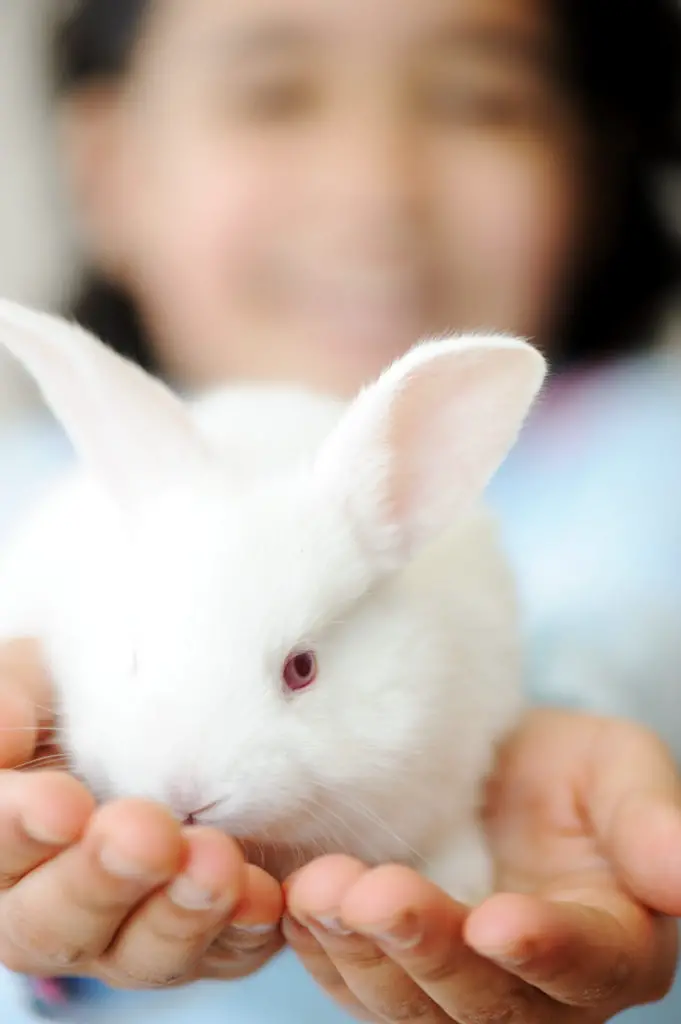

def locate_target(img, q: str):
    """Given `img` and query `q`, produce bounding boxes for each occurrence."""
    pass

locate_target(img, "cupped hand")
[0,639,284,989]
[284,709,681,1022]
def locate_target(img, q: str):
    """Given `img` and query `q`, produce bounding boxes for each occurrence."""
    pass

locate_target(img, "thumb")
[587,717,681,916]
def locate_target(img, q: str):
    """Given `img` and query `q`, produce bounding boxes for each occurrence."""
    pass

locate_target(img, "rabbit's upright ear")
[0,299,217,509]
[314,334,546,570]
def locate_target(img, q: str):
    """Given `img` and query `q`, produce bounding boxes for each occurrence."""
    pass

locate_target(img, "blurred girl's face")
[66,0,589,394]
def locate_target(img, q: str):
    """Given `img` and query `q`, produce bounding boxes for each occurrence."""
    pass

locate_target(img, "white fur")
[0,299,546,902]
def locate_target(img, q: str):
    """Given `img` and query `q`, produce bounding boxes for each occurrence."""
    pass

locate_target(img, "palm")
[484,709,617,895]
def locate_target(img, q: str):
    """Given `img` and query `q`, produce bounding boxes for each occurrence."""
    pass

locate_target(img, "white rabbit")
[0,299,546,903]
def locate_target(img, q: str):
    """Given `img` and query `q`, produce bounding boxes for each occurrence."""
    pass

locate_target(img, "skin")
[1,0,678,1018]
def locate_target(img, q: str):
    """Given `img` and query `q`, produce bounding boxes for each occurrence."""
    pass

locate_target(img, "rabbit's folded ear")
[314,334,546,569]
[0,299,217,509]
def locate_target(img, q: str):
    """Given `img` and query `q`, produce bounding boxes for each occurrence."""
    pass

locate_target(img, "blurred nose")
[313,109,427,254]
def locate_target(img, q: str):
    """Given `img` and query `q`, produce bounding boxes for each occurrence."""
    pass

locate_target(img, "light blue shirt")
[1,347,681,1021]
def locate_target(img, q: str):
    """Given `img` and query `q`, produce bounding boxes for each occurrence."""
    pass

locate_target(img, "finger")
[465,890,678,1011]
[0,693,39,768]
[286,857,404,1023]
[102,835,280,987]
[586,718,681,915]
[337,863,571,1024]
[0,770,95,886]
[200,864,284,980]
[0,799,184,976]
[230,862,284,931]
[282,913,379,1023]
[0,639,53,714]
[0,640,53,767]
[284,855,369,997]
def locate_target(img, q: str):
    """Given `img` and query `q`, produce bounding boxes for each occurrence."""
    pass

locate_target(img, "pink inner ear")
[381,358,479,534]
[312,337,543,571]
[379,344,541,552]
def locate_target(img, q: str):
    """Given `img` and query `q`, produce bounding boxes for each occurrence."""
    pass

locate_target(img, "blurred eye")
[283,650,318,693]
[426,85,533,126]
[419,69,552,130]
[228,75,316,123]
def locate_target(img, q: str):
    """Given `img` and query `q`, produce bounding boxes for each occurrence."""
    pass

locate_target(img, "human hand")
[284,708,681,1022]
[0,638,284,989]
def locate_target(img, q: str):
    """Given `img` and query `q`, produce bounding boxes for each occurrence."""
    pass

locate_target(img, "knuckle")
[380,996,435,1021]
[100,960,188,990]
[135,972,186,990]
[201,948,274,981]
[65,877,140,919]
[396,935,470,988]
[409,954,459,987]
[469,989,543,1024]
[333,943,387,970]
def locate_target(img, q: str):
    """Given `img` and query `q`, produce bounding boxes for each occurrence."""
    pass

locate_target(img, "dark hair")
[55,0,680,371]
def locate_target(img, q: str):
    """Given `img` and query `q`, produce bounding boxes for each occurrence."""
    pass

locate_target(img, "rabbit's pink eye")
[283,650,317,692]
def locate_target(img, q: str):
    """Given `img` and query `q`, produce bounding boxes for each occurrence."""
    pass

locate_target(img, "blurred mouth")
[288,272,433,350]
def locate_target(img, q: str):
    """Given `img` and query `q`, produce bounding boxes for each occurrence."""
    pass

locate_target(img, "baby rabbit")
[0,299,545,902]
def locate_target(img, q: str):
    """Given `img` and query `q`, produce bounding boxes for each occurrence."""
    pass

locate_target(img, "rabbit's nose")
[168,785,219,825]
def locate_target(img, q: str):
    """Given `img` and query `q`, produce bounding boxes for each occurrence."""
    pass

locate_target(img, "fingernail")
[99,845,159,882]
[231,922,278,935]
[22,817,71,847]
[371,930,421,950]
[167,875,217,911]
[482,947,527,968]
[310,915,354,937]
[365,911,422,950]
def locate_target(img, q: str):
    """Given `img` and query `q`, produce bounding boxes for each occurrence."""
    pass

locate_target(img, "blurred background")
[0,0,679,435]
[0,1,80,427]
